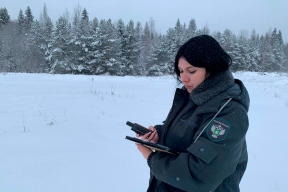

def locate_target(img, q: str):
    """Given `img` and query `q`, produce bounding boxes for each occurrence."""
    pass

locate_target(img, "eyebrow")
[178,66,195,70]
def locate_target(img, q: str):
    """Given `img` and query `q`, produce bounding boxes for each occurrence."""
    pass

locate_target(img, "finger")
[148,126,155,131]
[142,132,152,140]
[147,130,157,142]
[149,132,159,143]
[152,134,159,143]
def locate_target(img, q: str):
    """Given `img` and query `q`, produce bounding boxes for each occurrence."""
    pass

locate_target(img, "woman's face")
[178,57,207,93]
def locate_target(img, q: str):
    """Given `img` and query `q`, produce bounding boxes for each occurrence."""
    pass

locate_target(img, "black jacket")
[147,70,250,192]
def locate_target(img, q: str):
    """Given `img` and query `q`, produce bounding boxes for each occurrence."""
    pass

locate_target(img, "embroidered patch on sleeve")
[206,118,231,142]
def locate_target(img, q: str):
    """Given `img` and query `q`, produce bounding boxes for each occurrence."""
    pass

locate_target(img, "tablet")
[125,136,179,155]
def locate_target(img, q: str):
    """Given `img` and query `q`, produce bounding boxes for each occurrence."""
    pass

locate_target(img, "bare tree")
[72,3,82,29]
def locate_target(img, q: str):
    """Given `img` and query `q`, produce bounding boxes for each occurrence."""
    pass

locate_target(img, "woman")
[136,35,250,192]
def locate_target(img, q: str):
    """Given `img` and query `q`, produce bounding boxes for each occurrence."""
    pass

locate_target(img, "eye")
[189,70,196,74]
[179,70,183,73]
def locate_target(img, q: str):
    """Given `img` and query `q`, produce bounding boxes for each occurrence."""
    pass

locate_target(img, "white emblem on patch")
[211,124,226,138]
[206,118,231,141]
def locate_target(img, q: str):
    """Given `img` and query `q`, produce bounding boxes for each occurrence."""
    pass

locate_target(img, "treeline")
[0,4,287,75]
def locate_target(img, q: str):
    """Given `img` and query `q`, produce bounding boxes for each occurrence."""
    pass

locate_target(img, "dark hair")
[174,35,232,81]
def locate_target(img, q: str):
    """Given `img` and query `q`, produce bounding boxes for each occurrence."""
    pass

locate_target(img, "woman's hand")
[136,144,152,159]
[135,125,158,159]
[136,126,159,143]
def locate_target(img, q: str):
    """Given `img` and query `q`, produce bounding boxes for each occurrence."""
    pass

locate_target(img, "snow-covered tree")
[163,20,187,72]
[17,9,25,34]
[91,17,98,32]
[283,42,288,71]
[183,18,197,41]
[24,6,34,31]
[269,28,287,71]
[125,20,141,75]
[38,3,53,40]
[70,8,95,73]
[0,7,10,27]
[72,3,82,29]
[89,19,121,75]
[26,20,48,72]
[147,35,171,76]
[197,24,210,36]
[211,31,222,42]
[139,22,154,72]
[47,16,72,73]
[116,19,127,69]
[116,20,141,75]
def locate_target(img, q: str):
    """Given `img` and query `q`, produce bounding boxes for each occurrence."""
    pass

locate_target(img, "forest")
[0,4,287,76]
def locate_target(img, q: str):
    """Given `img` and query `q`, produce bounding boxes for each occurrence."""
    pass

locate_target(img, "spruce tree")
[27,20,48,72]
[17,9,25,34]
[90,19,121,75]
[125,20,140,75]
[47,16,72,73]
[72,8,94,74]
[24,6,34,31]
[283,42,288,70]
[116,19,127,72]
[147,35,171,76]
[184,19,197,41]
[134,21,144,75]
[0,7,10,27]
[270,29,287,71]
[139,22,153,72]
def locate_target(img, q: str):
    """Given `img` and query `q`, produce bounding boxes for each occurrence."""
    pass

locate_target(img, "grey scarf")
[190,69,234,105]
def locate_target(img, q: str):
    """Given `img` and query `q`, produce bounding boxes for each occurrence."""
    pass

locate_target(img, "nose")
[180,73,189,83]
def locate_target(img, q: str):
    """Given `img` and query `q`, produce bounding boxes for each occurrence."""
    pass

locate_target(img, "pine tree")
[27,20,48,72]
[283,42,288,71]
[270,28,287,71]
[0,7,10,27]
[134,21,144,75]
[232,35,247,71]
[24,6,34,31]
[116,19,141,75]
[125,20,140,75]
[248,29,261,71]
[47,16,72,73]
[72,3,82,29]
[197,24,210,36]
[71,8,94,74]
[163,20,186,73]
[39,3,53,39]
[139,22,153,71]
[184,18,197,41]
[220,29,240,71]
[147,35,171,76]
[17,9,25,34]
[116,19,127,71]
[91,17,98,32]
[212,31,222,42]
[89,19,121,75]
[37,3,53,69]
[233,31,259,72]
[174,19,186,49]
[258,33,274,71]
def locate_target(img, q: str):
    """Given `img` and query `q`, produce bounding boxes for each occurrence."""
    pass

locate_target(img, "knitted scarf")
[190,69,234,105]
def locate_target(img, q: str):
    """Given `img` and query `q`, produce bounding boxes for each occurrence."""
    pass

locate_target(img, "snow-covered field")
[0,72,288,192]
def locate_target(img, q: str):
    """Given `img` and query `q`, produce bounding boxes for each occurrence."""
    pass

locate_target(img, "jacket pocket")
[179,119,198,127]
[186,139,219,173]
[167,119,199,151]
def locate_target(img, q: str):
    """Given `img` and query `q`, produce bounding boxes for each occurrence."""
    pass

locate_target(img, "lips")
[185,85,192,89]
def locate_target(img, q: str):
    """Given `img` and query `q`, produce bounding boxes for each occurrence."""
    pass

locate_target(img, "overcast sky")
[2,0,288,42]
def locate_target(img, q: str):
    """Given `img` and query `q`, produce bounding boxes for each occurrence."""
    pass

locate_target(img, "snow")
[0,72,288,192]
